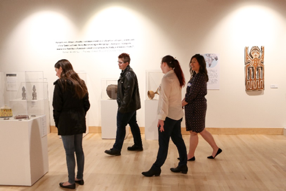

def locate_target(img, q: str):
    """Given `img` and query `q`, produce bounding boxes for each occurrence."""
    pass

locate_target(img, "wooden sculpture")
[147,87,160,100]
[245,46,264,91]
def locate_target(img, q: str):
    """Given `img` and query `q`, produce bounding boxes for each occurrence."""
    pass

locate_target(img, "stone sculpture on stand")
[106,84,117,99]
[32,85,37,100]
[22,86,26,100]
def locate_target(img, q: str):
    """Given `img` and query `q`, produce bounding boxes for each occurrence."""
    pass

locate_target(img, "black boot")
[170,165,188,174]
[127,145,143,151]
[105,148,121,156]
[142,168,161,177]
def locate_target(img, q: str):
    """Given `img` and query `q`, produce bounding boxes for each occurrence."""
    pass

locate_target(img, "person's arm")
[52,82,63,128]
[82,80,90,114]
[182,98,188,107]
[118,72,135,113]
[185,74,205,104]
[83,93,90,114]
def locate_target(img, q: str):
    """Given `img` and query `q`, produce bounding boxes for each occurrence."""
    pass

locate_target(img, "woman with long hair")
[53,59,90,189]
[142,55,188,177]
[182,54,221,161]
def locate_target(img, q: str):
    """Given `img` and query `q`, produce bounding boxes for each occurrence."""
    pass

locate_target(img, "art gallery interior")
[0,0,285,190]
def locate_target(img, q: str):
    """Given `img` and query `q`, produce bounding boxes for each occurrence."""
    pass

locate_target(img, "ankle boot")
[170,165,188,174]
[142,168,161,177]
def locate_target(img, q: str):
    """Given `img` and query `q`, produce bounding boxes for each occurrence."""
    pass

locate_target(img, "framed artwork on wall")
[245,46,265,91]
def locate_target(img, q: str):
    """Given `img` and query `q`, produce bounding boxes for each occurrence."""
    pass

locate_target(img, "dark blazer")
[117,65,141,113]
[53,79,90,135]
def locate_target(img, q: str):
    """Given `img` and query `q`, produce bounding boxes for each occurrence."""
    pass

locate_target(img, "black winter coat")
[53,79,90,135]
[117,65,141,113]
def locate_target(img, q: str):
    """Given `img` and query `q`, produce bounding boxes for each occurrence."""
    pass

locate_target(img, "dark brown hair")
[54,59,88,99]
[118,53,131,64]
[162,55,185,87]
[190,54,209,82]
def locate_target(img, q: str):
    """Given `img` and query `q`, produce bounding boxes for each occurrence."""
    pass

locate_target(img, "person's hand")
[182,98,188,107]
[157,120,164,132]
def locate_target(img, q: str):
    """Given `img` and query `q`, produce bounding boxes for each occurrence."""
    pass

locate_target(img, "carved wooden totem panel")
[245,46,264,91]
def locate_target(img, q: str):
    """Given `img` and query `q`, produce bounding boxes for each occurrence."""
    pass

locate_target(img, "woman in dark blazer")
[53,59,90,189]
[182,54,221,161]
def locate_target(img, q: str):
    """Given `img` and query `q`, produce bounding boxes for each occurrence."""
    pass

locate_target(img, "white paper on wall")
[55,39,135,53]
[6,74,18,91]
[203,54,220,90]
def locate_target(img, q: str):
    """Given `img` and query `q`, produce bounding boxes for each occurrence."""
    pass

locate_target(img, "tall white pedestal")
[101,100,130,139]
[0,115,48,186]
[101,100,117,139]
[145,100,159,140]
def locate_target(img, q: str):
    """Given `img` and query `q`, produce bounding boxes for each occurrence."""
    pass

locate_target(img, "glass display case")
[9,81,48,117]
[101,79,118,100]
[0,72,49,186]
[146,70,164,100]
[0,71,49,126]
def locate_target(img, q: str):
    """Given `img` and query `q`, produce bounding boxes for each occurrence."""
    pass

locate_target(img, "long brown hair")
[190,54,209,82]
[54,59,88,99]
[162,55,185,87]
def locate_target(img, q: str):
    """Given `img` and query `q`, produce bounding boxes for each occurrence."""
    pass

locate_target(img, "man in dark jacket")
[105,53,143,156]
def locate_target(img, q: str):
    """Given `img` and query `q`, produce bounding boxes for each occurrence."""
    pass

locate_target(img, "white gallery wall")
[0,0,285,129]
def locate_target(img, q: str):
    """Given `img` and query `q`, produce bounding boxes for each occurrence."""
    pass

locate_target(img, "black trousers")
[152,117,187,170]
[113,110,143,151]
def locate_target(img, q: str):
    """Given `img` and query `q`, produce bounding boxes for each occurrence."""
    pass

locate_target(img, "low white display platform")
[145,100,159,140]
[0,115,48,186]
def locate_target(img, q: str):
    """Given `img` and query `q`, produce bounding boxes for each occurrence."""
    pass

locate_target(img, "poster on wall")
[203,54,220,90]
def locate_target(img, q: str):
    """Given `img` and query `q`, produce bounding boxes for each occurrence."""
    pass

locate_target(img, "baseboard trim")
[50,126,283,135]
[203,127,283,135]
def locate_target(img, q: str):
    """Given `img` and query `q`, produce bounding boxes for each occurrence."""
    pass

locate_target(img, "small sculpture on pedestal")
[106,84,118,99]
[22,86,26,100]
[32,85,37,100]
[147,86,161,100]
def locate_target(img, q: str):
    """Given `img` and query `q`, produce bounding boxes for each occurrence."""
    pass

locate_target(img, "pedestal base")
[0,115,48,186]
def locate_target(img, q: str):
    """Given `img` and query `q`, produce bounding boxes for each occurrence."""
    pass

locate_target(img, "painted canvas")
[245,46,264,91]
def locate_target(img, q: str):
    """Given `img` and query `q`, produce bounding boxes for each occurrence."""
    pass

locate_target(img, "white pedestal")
[101,100,130,139]
[101,100,117,139]
[0,115,48,186]
[145,100,159,140]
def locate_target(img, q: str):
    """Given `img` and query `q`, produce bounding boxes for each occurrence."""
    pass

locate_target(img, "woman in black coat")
[53,59,90,189]
[182,54,221,161]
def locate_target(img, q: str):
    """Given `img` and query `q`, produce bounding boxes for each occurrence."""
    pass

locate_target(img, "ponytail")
[162,55,185,87]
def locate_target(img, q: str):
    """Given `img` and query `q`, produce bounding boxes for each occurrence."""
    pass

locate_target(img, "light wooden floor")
[1,133,286,191]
